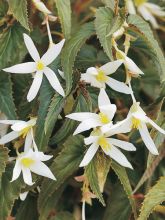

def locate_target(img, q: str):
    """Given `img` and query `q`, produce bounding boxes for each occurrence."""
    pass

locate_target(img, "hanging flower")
[3,34,65,102]
[32,0,51,15]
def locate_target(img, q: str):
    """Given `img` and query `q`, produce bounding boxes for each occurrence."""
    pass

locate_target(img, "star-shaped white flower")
[81,60,131,94]
[105,102,165,155]
[3,34,65,102]
[11,148,56,185]
[66,89,117,135]
[80,129,136,169]
[0,118,37,145]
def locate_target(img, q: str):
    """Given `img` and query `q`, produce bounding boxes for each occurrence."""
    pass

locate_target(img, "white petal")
[81,73,94,83]
[108,138,136,151]
[23,34,40,61]
[0,120,20,125]
[144,3,165,17]
[11,160,22,182]
[73,119,102,135]
[126,0,136,14]
[106,77,131,94]
[44,67,65,97]
[86,67,98,75]
[58,69,65,79]
[11,121,28,131]
[66,112,99,122]
[82,201,86,220]
[3,62,36,74]
[30,161,56,180]
[0,131,19,144]
[99,105,117,121]
[20,191,28,201]
[108,145,133,169]
[147,118,165,135]
[100,60,123,75]
[84,136,98,145]
[79,143,99,167]
[41,40,65,66]
[22,166,34,185]
[139,122,158,155]
[124,56,144,75]
[27,71,43,102]
[33,1,52,14]
[98,88,111,107]
[35,152,53,161]
[24,131,33,152]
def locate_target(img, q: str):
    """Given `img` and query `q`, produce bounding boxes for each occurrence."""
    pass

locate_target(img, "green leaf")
[50,211,75,220]
[0,146,8,179]
[9,0,29,30]
[61,22,95,95]
[0,0,8,18]
[55,0,71,40]
[38,135,84,218]
[85,156,106,206]
[0,164,25,220]
[111,161,137,219]
[138,176,165,220]
[101,0,115,10]
[127,15,165,82]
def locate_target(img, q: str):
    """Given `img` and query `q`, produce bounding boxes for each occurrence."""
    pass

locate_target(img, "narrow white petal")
[108,138,136,151]
[98,88,111,107]
[22,167,34,185]
[36,152,53,161]
[81,73,94,83]
[124,56,144,75]
[0,120,20,125]
[82,201,86,220]
[126,0,136,14]
[3,62,36,74]
[147,118,165,135]
[84,136,98,145]
[41,40,65,66]
[99,105,117,121]
[100,60,123,75]
[44,67,65,97]
[144,3,165,17]
[58,69,65,79]
[86,67,98,75]
[11,121,28,131]
[30,161,56,180]
[34,1,52,14]
[20,191,28,201]
[66,112,99,122]
[139,122,158,155]
[27,72,43,102]
[106,77,131,94]
[107,145,133,169]
[11,160,22,182]
[79,143,99,167]
[0,131,19,144]
[24,131,33,152]
[23,34,40,61]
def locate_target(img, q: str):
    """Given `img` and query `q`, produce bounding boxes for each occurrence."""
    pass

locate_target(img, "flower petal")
[84,136,98,145]
[86,67,98,75]
[124,56,144,75]
[66,112,99,122]
[20,191,28,201]
[144,3,165,17]
[139,122,158,155]
[11,160,22,182]
[100,105,117,121]
[3,62,36,74]
[106,77,131,94]
[33,0,52,14]
[41,40,65,66]
[147,117,165,135]
[44,67,65,97]
[79,143,99,167]
[36,152,53,161]
[100,60,123,75]
[30,161,56,180]
[108,138,136,151]
[24,131,33,152]
[0,120,20,125]
[98,88,111,107]
[27,71,43,102]
[0,131,19,144]
[23,34,40,61]
[22,166,34,185]
[126,0,136,14]
[11,121,28,131]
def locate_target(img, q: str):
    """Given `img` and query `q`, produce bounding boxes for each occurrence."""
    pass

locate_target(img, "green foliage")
[50,211,75,220]
[0,146,8,179]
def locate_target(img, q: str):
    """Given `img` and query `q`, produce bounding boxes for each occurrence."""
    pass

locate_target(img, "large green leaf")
[138,177,165,220]
[61,22,95,95]
[0,0,8,19]
[9,0,29,30]
[101,0,115,9]
[38,135,84,218]
[55,0,71,40]
[0,146,8,179]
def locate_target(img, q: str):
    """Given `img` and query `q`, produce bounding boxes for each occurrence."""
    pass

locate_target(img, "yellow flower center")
[98,136,111,151]
[96,69,108,83]
[36,60,45,71]
[21,158,35,168]
[131,117,141,129]
[99,112,110,124]
[134,0,147,6]
[19,126,32,138]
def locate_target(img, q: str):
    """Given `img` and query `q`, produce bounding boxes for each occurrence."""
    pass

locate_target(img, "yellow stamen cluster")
[36,60,45,71]
[134,0,147,7]
[96,69,107,83]
[98,136,111,151]
[21,158,35,168]
[131,117,141,129]
[99,112,110,124]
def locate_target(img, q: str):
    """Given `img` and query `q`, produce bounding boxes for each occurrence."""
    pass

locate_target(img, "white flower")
[66,89,117,135]
[11,148,56,185]
[80,129,136,169]
[3,34,65,102]
[0,118,37,145]
[106,102,165,155]
[32,0,51,15]
[81,60,131,94]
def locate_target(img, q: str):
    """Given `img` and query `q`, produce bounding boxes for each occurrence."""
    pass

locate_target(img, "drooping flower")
[81,60,131,94]
[66,89,117,135]
[80,128,136,169]
[0,118,37,145]
[105,102,165,155]
[32,0,52,15]
[3,34,65,102]
[11,148,56,185]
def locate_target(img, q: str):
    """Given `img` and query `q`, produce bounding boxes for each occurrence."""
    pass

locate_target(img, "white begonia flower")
[3,34,65,102]
[81,60,131,94]
[32,0,51,15]
[66,89,117,135]
[105,102,165,155]
[11,148,56,185]
[80,128,136,169]
[0,118,37,145]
